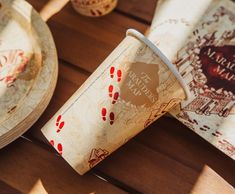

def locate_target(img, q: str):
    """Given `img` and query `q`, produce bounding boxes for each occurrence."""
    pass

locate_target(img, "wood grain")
[190,166,235,194]
[94,128,235,194]
[0,180,22,194]
[116,0,157,24]
[96,140,198,194]
[27,0,148,72]
[21,0,235,193]
[0,138,126,194]
[135,117,235,186]
[26,60,235,194]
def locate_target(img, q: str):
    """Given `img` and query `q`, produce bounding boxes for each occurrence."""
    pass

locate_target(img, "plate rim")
[0,0,58,147]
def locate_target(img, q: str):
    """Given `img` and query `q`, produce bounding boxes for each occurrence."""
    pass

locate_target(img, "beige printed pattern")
[149,0,235,159]
[42,0,235,175]
[0,49,29,86]
[42,35,185,175]
[0,0,57,147]
[71,0,117,17]
[119,61,159,107]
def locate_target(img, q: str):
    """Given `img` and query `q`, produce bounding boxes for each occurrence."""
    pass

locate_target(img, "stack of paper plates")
[0,0,58,148]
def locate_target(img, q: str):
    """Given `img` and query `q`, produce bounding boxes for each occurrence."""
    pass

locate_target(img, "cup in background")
[71,0,118,17]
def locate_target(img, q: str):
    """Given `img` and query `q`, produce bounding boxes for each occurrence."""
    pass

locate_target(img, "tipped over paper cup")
[41,29,189,175]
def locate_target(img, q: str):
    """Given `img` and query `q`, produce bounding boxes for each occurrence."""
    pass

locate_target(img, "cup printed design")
[108,84,119,104]
[144,98,182,128]
[49,115,65,155]
[56,115,65,133]
[88,148,109,168]
[118,61,159,107]
[100,66,122,126]
[101,107,115,125]
[71,0,117,17]
[42,36,185,174]
[50,140,63,155]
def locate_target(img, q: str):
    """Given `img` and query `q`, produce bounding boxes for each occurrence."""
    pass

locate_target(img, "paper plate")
[0,0,58,148]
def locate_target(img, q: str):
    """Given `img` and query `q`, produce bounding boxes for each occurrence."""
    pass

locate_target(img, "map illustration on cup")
[41,29,190,175]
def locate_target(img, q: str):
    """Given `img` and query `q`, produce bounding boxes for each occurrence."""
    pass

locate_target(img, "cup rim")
[126,29,191,100]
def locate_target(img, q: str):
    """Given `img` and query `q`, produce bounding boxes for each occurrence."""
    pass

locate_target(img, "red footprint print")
[57,143,63,155]
[109,112,115,125]
[101,108,115,125]
[57,121,65,133]
[101,108,107,121]
[112,92,119,104]
[50,140,54,146]
[117,70,122,82]
[110,66,115,78]
[56,115,65,133]
[108,85,113,97]
[56,115,61,126]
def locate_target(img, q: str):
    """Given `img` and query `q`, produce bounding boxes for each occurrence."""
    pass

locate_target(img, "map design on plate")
[0,1,41,124]
[0,49,28,85]
[0,0,57,147]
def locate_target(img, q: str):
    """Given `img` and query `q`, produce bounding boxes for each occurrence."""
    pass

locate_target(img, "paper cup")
[71,0,118,17]
[41,29,189,175]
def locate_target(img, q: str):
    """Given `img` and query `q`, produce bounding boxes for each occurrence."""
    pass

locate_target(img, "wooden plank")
[0,180,22,194]
[134,117,235,187]
[27,0,148,72]
[25,61,235,193]
[26,61,199,193]
[95,141,235,194]
[116,0,157,24]
[0,139,126,194]
[95,140,199,194]
[24,1,235,193]
[190,166,235,194]
[25,61,89,144]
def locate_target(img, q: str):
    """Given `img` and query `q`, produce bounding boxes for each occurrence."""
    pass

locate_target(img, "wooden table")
[0,0,234,193]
